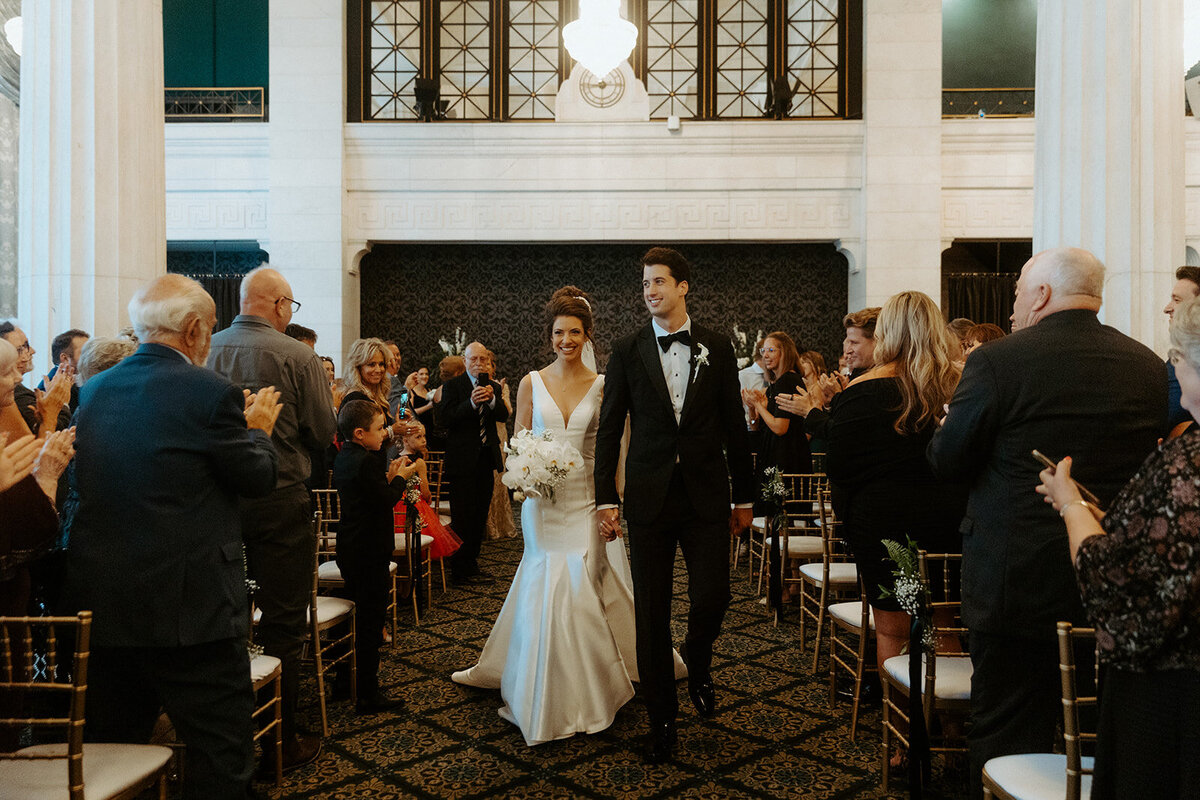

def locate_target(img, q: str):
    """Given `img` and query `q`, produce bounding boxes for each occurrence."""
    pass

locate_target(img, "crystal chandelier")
[562,0,637,79]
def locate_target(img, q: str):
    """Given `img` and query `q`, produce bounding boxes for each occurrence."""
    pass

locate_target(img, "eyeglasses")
[759,347,779,356]
[277,296,302,314]
[15,342,31,355]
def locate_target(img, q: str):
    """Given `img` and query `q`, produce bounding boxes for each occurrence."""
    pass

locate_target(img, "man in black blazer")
[66,275,281,800]
[595,247,754,763]
[928,247,1166,796]
[438,340,509,584]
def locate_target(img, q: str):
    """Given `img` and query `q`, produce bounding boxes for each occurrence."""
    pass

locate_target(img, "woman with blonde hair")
[781,291,967,676]
[341,338,410,443]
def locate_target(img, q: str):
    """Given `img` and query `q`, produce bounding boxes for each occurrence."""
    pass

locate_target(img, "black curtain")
[194,275,243,332]
[945,273,1017,331]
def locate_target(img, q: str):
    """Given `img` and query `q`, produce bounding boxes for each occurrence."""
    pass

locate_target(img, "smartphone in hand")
[1032,449,1102,507]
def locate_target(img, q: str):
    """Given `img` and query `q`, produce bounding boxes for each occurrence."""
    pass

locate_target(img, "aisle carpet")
[260,522,967,799]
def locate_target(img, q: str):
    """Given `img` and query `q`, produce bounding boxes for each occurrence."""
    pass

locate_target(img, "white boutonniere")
[691,343,710,383]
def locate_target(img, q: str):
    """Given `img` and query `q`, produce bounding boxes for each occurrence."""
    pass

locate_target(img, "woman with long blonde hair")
[784,291,967,698]
[341,338,409,442]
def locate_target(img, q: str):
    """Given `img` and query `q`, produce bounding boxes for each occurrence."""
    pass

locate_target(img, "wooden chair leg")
[390,572,398,646]
[439,557,447,592]
[811,582,829,673]
[272,675,283,785]
[314,635,329,738]
[880,680,891,789]
[349,612,358,708]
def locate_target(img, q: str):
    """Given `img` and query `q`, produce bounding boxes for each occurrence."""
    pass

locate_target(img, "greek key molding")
[166,193,268,239]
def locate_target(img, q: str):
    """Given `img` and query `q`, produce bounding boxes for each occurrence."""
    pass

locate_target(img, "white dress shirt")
[652,316,693,424]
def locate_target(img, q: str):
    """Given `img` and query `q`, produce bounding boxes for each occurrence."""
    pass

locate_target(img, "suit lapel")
[679,329,704,425]
[636,324,675,416]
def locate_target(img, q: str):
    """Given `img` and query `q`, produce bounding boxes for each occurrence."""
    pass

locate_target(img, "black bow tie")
[658,330,692,352]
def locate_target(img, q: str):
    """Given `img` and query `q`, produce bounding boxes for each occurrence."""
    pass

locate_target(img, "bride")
[452,287,684,746]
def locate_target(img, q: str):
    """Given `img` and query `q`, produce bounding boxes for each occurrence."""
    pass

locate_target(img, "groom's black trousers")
[627,467,731,725]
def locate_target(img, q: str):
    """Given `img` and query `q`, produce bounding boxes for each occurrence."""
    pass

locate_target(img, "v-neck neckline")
[534,370,600,429]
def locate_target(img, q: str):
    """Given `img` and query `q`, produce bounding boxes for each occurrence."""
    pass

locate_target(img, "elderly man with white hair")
[928,246,1167,797]
[207,265,337,774]
[66,274,282,800]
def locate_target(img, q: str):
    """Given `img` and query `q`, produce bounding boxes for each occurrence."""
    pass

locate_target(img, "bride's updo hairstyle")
[544,286,594,347]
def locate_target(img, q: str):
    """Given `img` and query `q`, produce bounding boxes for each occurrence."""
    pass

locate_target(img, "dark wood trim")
[842,0,862,119]
[346,0,364,121]
[492,0,506,118]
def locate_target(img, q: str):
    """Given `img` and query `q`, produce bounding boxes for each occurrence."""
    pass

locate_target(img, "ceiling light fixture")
[562,0,636,80]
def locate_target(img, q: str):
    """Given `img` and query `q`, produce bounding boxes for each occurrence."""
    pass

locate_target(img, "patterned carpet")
[257,513,968,800]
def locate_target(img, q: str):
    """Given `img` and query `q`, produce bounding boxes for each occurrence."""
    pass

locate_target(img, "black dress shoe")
[356,691,405,714]
[643,721,676,765]
[258,732,321,778]
[688,680,717,718]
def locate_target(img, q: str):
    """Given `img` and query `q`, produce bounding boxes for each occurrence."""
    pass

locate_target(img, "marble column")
[1034,0,1184,351]
[17,0,166,371]
[268,0,353,369]
[851,0,943,311]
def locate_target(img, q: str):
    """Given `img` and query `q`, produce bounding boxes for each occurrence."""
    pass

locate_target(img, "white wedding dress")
[451,370,684,746]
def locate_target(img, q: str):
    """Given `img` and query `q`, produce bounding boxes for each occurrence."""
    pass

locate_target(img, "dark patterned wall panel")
[359,242,848,383]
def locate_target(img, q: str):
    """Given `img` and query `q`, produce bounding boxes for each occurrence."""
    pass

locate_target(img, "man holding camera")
[437,341,509,585]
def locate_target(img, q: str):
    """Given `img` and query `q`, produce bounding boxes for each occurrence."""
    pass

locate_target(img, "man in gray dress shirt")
[208,266,337,773]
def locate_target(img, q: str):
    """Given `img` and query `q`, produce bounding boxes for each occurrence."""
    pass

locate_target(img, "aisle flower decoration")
[438,327,469,357]
[501,429,582,503]
[731,323,764,369]
[880,537,934,653]
[403,473,426,531]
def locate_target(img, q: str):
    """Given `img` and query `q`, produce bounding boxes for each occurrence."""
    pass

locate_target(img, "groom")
[595,246,754,763]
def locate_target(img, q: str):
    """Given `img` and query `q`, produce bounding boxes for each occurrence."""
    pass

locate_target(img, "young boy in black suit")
[333,399,418,713]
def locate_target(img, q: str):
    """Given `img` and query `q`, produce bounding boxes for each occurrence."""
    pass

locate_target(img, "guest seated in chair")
[333,399,419,714]
[1037,293,1200,800]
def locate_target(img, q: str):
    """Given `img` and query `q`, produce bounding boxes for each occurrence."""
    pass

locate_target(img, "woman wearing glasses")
[742,331,814,488]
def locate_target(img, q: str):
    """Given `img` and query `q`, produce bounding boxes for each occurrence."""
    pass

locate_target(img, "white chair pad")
[750,516,767,532]
[393,533,435,553]
[774,535,823,556]
[798,562,858,585]
[316,561,343,582]
[983,753,1094,800]
[250,654,281,685]
[317,561,398,583]
[883,653,973,701]
[0,743,173,800]
[311,596,354,625]
[438,514,452,527]
[829,601,875,630]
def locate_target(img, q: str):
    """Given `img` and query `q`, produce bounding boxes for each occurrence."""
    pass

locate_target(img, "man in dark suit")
[438,340,509,584]
[66,275,281,800]
[595,247,754,763]
[928,247,1166,797]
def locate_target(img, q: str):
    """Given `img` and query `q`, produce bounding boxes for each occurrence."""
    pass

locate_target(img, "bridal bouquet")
[502,429,582,503]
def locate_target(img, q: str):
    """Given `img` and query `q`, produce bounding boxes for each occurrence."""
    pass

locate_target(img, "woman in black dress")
[781,291,966,673]
[742,331,813,486]
[340,337,413,447]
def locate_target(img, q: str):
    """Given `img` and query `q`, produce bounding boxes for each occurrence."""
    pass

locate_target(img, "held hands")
[0,433,40,493]
[597,507,622,542]
[244,386,283,436]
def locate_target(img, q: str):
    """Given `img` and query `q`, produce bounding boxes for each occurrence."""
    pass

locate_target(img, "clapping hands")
[0,433,40,493]
[243,386,283,436]
[33,427,75,502]
[35,365,73,434]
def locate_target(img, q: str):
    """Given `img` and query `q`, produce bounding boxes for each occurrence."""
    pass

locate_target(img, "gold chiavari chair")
[797,489,859,670]
[828,577,876,740]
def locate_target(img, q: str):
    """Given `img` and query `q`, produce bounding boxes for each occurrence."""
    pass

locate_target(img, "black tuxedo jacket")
[66,343,279,647]
[928,309,1166,639]
[333,442,405,571]
[438,372,510,476]
[595,321,754,525]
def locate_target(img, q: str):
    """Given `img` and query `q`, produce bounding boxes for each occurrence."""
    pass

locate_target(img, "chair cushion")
[393,533,435,554]
[798,562,858,585]
[829,601,875,630]
[1,742,173,800]
[438,514,452,527]
[317,560,399,585]
[982,753,1094,800]
[316,560,343,582]
[774,535,823,556]
[750,516,768,532]
[310,596,354,625]
[883,653,973,701]
[250,654,282,685]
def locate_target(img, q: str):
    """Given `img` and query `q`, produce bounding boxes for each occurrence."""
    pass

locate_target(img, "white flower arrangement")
[501,429,583,503]
[438,327,469,357]
[881,537,935,653]
[731,324,765,369]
